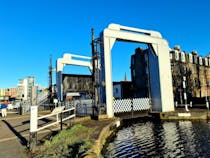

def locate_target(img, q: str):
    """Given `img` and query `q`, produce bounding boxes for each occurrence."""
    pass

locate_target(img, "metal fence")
[113,98,150,113]
[36,91,49,105]
[21,101,31,114]
[36,107,75,132]
[64,99,93,117]
[6,101,31,115]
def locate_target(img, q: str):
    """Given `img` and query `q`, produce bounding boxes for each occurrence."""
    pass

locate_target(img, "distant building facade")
[131,46,210,104]
[0,88,6,97]
[170,46,210,103]
[0,76,47,103]
[0,88,17,100]
[17,76,35,101]
[130,48,149,98]
[113,81,134,99]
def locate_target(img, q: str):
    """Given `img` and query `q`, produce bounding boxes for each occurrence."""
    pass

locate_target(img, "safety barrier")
[65,99,93,117]
[29,105,75,150]
[113,98,150,113]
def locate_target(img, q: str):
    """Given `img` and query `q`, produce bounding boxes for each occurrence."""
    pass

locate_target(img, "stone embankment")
[75,115,121,158]
[158,109,210,120]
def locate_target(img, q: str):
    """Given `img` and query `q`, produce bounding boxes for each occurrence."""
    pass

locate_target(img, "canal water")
[103,119,210,158]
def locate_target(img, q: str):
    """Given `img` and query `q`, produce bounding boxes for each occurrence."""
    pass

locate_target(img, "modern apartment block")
[131,46,210,104]
[0,76,47,104]
[17,76,35,101]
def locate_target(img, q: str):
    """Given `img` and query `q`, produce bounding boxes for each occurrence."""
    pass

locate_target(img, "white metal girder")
[101,23,174,118]
[57,53,92,72]
[56,53,92,101]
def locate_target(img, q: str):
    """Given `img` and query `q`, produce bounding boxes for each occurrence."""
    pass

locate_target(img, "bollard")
[190,101,192,108]
[175,101,178,107]
[206,101,209,110]
[29,106,38,150]
[19,105,23,115]
[185,104,189,111]
[60,112,63,130]
[56,113,59,124]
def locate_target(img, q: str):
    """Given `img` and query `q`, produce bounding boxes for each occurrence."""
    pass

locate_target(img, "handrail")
[30,106,75,133]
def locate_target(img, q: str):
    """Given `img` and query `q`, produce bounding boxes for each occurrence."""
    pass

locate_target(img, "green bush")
[36,124,93,158]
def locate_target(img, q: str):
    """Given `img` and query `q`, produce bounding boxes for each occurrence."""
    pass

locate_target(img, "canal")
[103,119,210,158]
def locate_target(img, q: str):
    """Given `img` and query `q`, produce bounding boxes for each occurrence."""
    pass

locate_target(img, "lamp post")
[204,68,209,110]
[205,85,209,109]
[183,76,189,111]
[91,28,99,120]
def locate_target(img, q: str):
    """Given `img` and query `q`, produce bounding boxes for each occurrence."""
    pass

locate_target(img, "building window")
[133,69,135,77]
[175,50,179,61]
[181,52,186,62]
[131,57,134,65]
[194,56,198,64]
[191,66,197,74]
[199,57,203,65]
[115,88,118,94]
[183,67,187,74]
[193,79,197,87]
[170,52,173,60]
[205,58,208,66]
[189,54,193,63]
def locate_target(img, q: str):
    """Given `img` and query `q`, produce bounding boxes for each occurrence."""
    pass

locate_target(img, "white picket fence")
[113,98,150,113]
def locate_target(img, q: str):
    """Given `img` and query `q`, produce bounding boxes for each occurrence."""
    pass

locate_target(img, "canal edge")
[84,110,210,157]
[157,110,210,120]
[85,117,121,158]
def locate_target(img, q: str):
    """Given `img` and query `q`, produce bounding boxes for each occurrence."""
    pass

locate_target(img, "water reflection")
[104,120,210,158]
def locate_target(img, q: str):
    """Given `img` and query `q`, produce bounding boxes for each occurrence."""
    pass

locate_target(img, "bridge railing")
[29,105,75,150]
[113,98,150,113]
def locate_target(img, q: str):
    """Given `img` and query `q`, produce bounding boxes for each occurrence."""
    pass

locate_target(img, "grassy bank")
[31,117,117,158]
[33,124,93,158]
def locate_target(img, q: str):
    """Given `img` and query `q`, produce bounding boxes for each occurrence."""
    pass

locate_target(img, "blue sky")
[0,0,210,88]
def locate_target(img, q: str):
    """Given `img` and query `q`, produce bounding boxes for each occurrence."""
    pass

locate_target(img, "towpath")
[0,112,58,158]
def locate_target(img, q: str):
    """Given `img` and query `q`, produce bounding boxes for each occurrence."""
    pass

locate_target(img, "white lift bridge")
[56,23,175,118]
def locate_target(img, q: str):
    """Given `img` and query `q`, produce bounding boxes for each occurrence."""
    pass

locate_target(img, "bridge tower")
[99,24,174,117]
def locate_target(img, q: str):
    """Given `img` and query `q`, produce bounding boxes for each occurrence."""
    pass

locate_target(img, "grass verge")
[33,124,93,158]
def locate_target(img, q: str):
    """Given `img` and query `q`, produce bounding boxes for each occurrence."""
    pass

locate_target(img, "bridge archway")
[56,53,92,101]
[100,24,174,117]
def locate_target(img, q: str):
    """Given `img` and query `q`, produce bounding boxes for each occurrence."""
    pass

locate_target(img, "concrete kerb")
[85,116,121,158]
[58,114,120,157]
[159,110,210,120]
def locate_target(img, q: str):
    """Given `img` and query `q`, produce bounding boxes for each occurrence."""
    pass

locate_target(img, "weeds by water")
[34,124,93,158]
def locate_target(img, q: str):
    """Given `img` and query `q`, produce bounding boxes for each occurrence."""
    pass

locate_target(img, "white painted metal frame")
[30,106,75,133]
[101,24,174,117]
[57,54,92,72]
[56,53,92,101]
